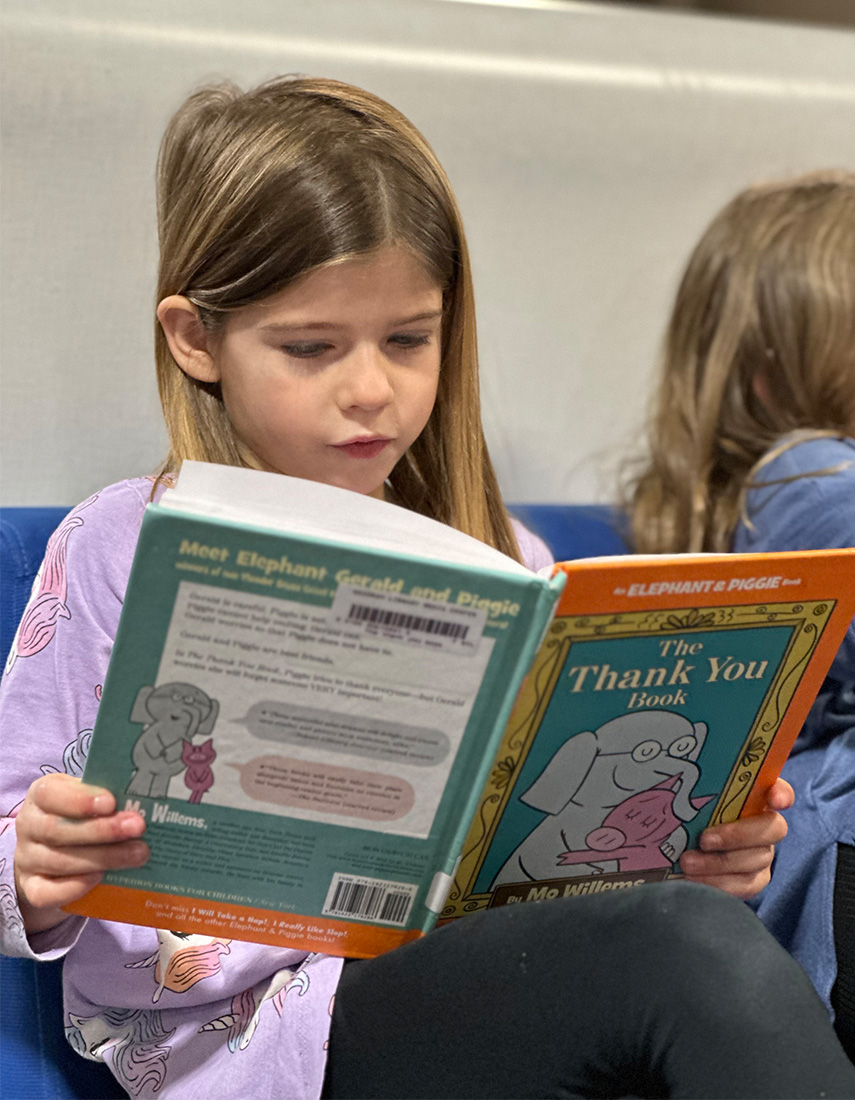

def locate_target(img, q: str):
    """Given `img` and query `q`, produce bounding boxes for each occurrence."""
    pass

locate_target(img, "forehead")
[247,247,443,327]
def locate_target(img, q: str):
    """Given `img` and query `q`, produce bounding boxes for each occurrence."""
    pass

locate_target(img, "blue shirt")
[734,435,855,1015]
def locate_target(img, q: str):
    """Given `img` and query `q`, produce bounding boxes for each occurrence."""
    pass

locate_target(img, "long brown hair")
[155,75,520,560]
[625,170,855,554]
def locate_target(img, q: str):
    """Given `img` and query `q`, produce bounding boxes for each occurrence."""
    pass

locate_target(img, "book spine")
[82,505,161,787]
[418,576,564,930]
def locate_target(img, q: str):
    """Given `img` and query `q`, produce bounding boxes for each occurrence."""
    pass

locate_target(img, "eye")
[632,740,662,763]
[387,333,431,350]
[282,341,333,359]
[668,735,697,759]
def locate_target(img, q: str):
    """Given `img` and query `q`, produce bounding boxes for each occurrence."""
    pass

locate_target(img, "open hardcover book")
[68,462,855,956]
[67,462,565,956]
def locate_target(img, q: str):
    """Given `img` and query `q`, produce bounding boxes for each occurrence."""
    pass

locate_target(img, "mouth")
[332,437,391,459]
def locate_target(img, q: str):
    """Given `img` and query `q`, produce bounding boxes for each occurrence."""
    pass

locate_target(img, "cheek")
[221,370,310,434]
[419,380,439,421]
[412,367,441,425]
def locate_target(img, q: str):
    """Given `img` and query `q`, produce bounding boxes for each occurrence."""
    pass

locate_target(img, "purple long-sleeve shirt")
[0,476,552,1099]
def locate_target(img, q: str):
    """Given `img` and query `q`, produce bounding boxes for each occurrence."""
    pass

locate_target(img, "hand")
[14,773,148,935]
[678,777,793,900]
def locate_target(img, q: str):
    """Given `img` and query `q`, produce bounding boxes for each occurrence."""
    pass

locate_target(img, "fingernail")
[128,842,149,865]
[120,815,145,837]
[700,831,722,851]
[92,794,113,814]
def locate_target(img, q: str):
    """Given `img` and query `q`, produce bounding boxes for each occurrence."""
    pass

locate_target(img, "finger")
[20,837,150,880]
[28,773,118,819]
[680,843,775,879]
[15,836,150,914]
[765,778,795,812]
[19,870,108,912]
[681,869,771,900]
[20,803,146,850]
[698,810,787,853]
[680,843,777,900]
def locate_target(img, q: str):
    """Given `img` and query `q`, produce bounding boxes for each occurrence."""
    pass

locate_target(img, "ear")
[751,370,772,409]
[130,685,155,724]
[690,722,708,760]
[156,295,220,384]
[520,731,598,814]
[197,699,219,734]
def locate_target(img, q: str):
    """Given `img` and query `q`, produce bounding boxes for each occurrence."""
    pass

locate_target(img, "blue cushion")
[509,503,629,561]
[0,507,126,1100]
[0,955,126,1099]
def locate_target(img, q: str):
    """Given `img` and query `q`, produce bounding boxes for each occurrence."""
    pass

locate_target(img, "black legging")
[321,881,855,1099]
[833,842,855,1063]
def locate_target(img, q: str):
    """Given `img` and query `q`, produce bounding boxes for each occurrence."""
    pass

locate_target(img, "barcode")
[329,583,486,654]
[322,873,417,927]
[347,604,469,641]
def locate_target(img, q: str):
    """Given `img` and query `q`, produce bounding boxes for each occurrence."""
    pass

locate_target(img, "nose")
[338,345,395,412]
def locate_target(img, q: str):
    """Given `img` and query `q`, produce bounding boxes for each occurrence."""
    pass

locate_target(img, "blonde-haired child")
[626,170,855,1059]
[2,81,852,1098]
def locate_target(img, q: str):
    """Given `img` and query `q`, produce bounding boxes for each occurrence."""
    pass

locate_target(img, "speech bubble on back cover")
[234,701,450,767]
[230,756,416,820]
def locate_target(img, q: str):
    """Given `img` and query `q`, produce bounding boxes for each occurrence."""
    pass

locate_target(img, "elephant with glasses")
[126,681,219,798]
[492,709,710,887]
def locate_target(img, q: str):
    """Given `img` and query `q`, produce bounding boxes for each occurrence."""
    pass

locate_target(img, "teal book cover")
[70,463,564,957]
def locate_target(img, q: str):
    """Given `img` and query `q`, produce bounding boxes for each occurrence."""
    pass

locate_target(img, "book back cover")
[68,488,561,957]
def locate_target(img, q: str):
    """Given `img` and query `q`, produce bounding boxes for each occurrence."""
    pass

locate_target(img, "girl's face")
[206,247,443,498]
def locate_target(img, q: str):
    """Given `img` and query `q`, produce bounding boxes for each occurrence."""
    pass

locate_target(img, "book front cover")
[441,549,855,921]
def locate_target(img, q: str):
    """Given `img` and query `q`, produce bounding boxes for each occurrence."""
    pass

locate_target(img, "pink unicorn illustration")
[200,964,313,1052]
[126,929,232,1003]
[5,494,98,674]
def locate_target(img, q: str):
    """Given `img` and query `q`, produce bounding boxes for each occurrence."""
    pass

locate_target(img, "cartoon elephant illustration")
[492,710,708,887]
[126,682,219,798]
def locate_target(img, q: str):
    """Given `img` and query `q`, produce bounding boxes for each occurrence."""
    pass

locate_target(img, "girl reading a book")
[2,79,853,1099]
[624,170,855,1060]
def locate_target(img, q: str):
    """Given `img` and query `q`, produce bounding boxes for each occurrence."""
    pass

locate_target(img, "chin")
[355,480,388,500]
[324,473,388,499]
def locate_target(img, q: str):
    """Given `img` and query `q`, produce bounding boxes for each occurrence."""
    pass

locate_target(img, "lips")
[333,437,391,459]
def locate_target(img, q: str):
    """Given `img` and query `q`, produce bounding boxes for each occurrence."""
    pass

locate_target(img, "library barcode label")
[322,874,418,926]
[329,584,486,653]
[348,602,469,640]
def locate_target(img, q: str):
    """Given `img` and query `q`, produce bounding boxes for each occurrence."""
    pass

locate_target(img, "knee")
[587,881,781,976]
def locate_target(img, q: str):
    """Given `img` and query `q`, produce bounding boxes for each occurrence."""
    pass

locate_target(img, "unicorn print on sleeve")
[4,494,98,675]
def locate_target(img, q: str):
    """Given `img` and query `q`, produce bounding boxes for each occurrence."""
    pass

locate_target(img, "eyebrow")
[259,309,444,335]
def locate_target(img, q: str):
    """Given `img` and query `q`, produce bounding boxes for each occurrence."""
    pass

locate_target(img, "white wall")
[2,0,854,506]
